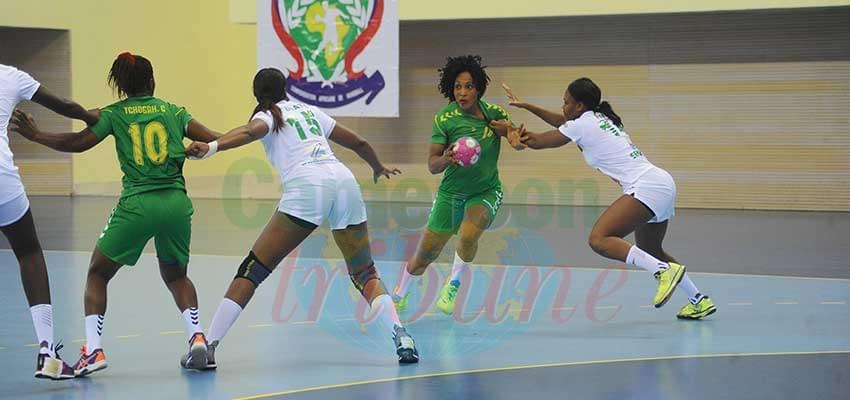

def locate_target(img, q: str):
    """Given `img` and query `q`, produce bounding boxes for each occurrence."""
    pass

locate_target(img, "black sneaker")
[393,326,419,364]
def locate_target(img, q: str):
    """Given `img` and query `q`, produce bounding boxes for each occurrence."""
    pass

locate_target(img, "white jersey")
[0,64,40,204]
[558,111,655,187]
[251,100,339,182]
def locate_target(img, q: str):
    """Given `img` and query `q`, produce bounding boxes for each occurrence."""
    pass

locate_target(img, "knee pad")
[349,262,380,293]
[235,251,272,287]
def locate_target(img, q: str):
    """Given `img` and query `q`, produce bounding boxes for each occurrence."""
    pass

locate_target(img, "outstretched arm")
[185,119,269,159]
[185,119,221,143]
[328,123,401,183]
[519,127,571,150]
[502,83,566,128]
[10,109,102,153]
[30,87,99,126]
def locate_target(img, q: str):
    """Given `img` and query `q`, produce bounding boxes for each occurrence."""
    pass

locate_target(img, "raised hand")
[501,83,528,109]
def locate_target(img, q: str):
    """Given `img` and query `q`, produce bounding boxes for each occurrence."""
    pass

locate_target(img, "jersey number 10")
[128,121,169,166]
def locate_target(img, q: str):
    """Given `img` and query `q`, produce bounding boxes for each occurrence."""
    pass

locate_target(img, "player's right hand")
[443,148,461,165]
[185,141,210,160]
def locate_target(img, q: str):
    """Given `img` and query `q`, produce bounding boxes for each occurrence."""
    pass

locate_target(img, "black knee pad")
[349,262,380,293]
[235,251,272,287]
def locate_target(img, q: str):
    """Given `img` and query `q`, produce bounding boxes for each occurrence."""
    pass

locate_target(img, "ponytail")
[568,77,624,128]
[594,101,623,128]
[107,52,154,98]
[251,68,288,132]
[251,99,283,132]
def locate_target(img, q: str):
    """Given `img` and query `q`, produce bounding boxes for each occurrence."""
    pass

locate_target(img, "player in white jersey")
[502,78,715,319]
[185,68,419,364]
[1,64,99,379]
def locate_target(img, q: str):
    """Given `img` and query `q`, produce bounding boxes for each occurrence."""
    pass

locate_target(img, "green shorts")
[426,187,503,234]
[96,189,193,266]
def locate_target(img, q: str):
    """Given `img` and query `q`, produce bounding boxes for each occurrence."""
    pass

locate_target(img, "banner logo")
[271,0,385,108]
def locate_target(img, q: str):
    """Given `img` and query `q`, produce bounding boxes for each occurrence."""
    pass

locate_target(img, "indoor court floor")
[1,197,848,399]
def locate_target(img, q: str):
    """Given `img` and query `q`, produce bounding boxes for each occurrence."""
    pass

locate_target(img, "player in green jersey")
[11,52,221,375]
[392,55,513,315]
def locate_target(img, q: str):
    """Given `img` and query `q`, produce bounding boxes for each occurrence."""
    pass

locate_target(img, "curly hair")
[437,55,490,101]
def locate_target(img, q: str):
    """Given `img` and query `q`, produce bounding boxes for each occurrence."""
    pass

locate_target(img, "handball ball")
[452,136,481,167]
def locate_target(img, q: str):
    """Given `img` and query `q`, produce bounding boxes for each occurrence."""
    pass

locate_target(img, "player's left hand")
[501,83,529,109]
[185,141,210,159]
[9,109,40,140]
[373,165,401,183]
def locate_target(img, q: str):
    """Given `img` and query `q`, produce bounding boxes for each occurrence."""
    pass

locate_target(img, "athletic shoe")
[73,346,107,377]
[34,341,75,380]
[392,292,409,313]
[393,325,419,364]
[436,280,460,315]
[179,332,208,370]
[653,263,685,308]
[677,296,717,320]
[205,340,218,370]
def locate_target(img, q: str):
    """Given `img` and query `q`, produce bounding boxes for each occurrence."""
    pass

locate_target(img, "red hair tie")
[118,51,136,66]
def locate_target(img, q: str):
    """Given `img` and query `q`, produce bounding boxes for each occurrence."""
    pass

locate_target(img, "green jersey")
[431,99,509,196]
[90,96,192,198]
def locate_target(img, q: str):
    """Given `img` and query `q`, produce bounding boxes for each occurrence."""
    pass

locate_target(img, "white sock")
[85,314,104,351]
[181,306,202,341]
[208,298,243,343]
[678,273,704,304]
[371,294,402,336]
[626,245,668,274]
[394,265,415,297]
[30,304,54,355]
[450,252,470,283]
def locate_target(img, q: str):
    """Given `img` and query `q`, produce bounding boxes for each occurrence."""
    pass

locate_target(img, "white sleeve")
[558,120,582,145]
[15,68,41,101]
[311,106,337,138]
[251,110,275,133]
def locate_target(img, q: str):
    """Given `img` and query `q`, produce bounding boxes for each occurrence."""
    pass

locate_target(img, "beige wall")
[227,0,850,21]
[2,2,849,211]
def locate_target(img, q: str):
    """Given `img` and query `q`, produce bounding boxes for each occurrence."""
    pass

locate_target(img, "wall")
[1,1,849,211]
[227,0,850,21]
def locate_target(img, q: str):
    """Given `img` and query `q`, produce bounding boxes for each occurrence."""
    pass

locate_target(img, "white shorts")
[278,162,367,230]
[623,166,676,223]
[0,191,30,227]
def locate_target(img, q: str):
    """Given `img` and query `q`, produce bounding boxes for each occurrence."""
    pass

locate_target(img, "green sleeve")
[495,105,510,121]
[430,114,448,145]
[89,109,113,139]
[174,105,193,134]
[487,103,510,122]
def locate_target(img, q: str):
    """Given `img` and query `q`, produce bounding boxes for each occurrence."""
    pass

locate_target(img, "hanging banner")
[257,0,399,117]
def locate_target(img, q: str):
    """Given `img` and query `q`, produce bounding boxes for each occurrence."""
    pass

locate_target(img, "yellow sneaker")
[677,296,717,320]
[436,281,460,315]
[653,262,685,308]
[392,293,409,313]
